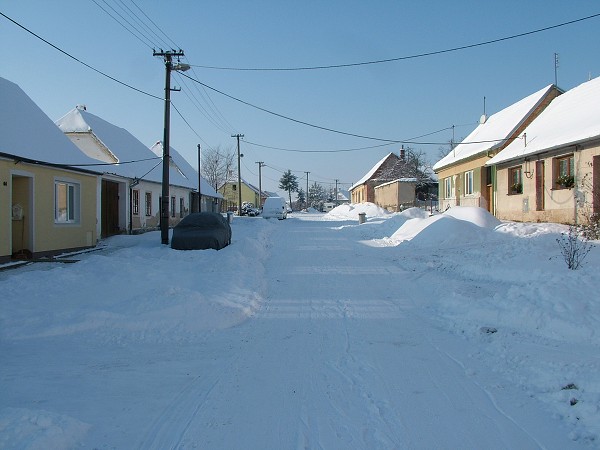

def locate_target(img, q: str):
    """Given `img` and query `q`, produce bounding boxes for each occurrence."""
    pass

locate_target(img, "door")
[101,180,120,237]
[11,174,33,257]
[536,161,545,211]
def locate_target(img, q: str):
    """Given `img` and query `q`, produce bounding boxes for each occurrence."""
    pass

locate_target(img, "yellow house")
[374,178,418,212]
[219,179,262,211]
[1,77,99,262]
[433,85,561,213]
[487,76,600,224]
[350,152,404,204]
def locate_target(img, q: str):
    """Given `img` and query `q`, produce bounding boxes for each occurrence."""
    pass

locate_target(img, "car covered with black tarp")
[171,212,232,250]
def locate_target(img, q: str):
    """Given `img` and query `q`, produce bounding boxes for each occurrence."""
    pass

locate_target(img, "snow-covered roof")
[433,84,555,171]
[487,76,600,166]
[0,77,100,168]
[375,178,418,189]
[150,142,222,199]
[56,107,194,188]
[350,153,397,190]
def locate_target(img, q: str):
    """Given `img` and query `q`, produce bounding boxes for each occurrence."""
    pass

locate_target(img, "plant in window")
[556,174,575,188]
[510,183,522,194]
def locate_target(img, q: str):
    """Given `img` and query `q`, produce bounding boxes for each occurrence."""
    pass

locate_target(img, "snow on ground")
[1,206,599,448]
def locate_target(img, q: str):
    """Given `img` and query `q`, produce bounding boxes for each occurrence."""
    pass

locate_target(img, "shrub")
[556,225,592,270]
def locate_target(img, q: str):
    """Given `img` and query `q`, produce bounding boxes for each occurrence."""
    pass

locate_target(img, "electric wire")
[190,13,600,71]
[0,11,162,100]
[115,0,172,50]
[91,0,155,49]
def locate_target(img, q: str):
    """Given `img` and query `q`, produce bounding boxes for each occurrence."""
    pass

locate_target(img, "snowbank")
[324,202,389,220]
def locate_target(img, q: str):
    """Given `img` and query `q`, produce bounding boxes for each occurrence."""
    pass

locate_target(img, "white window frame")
[464,170,474,195]
[54,179,80,224]
[444,177,454,198]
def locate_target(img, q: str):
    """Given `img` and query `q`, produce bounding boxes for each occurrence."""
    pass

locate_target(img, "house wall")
[494,142,600,224]
[220,182,260,210]
[350,183,374,204]
[1,158,98,261]
[437,155,490,211]
[375,181,417,212]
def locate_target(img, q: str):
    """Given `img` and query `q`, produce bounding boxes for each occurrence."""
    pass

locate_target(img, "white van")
[262,197,287,220]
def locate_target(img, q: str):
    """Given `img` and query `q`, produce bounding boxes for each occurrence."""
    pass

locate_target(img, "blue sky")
[2,1,599,196]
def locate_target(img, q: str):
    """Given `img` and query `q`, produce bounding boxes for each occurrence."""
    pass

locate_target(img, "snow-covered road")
[1,207,597,448]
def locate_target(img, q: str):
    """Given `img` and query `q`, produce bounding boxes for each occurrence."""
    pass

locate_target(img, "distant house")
[350,152,406,204]
[0,77,99,262]
[374,178,418,212]
[487,76,600,224]
[433,85,561,212]
[219,178,263,211]
[56,106,197,236]
[150,142,223,213]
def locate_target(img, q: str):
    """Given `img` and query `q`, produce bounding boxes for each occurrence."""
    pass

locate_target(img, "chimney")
[76,104,87,111]
[400,145,405,160]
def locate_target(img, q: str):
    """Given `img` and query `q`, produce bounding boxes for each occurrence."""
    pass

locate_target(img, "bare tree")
[201,145,235,192]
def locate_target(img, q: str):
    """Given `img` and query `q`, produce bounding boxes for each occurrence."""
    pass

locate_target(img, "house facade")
[350,152,405,204]
[374,178,418,212]
[433,85,561,213]
[1,77,99,262]
[56,106,198,236]
[487,76,600,225]
[219,179,262,212]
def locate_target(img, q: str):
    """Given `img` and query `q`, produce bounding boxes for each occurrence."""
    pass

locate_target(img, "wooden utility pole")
[232,134,244,215]
[197,144,202,212]
[256,161,265,207]
[153,49,185,245]
[304,171,310,209]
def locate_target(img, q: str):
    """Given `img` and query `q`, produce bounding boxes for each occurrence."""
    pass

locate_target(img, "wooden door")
[536,161,545,211]
[101,180,120,237]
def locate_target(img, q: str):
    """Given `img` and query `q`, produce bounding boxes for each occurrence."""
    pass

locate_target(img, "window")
[55,180,80,223]
[444,177,454,198]
[145,192,152,216]
[180,197,185,218]
[509,166,522,195]
[555,154,575,189]
[232,184,236,191]
[132,190,139,215]
[171,196,176,218]
[464,170,474,195]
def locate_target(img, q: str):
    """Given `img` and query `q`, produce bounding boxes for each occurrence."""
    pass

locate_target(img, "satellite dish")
[479,114,487,124]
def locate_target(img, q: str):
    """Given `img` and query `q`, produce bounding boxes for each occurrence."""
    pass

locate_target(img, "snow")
[350,152,395,190]
[1,207,599,448]
[0,77,100,167]
[56,108,195,188]
[488,76,600,165]
[433,84,554,171]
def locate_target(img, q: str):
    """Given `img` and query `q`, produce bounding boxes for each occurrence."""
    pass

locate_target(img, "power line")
[0,11,162,100]
[91,0,155,49]
[180,73,514,146]
[191,13,600,71]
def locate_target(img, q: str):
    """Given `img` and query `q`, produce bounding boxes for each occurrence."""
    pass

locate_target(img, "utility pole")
[256,161,265,207]
[334,179,339,205]
[304,171,310,209]
[232,134,244,215]
[154,49,188,245]
[197,144,202,212]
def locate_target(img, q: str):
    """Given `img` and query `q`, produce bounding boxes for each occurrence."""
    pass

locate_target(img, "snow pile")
[325,202,389,220]
[1,218,273,344]
[0,408,90,450]
[389,206,499,246]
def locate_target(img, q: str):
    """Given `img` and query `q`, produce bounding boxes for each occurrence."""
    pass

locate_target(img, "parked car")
[262,196,287,220]
[171,212,232,250]
[241,203,260,216]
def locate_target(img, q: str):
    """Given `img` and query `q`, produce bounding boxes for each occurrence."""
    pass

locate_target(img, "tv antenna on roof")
[479,96,487,124]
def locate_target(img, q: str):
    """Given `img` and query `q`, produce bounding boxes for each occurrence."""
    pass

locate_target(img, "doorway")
[101,179,120,237]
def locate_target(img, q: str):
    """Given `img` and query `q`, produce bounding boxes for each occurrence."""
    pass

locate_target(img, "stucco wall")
[1,159,98,260]
[494,143,600,224]
[375,181,416,212]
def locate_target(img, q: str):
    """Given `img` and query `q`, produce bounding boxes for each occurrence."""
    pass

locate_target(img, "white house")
[56,106,197,236]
